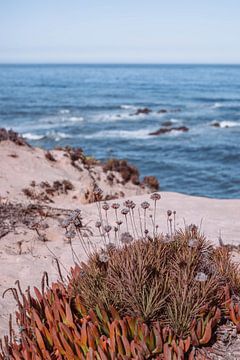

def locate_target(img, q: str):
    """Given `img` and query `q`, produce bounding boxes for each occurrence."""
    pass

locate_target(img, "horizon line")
[1,62,240,66]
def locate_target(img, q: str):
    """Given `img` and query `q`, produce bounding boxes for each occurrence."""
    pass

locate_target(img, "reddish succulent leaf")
[65,302,75,328]
[58,332,76,358]
[199,319,213,345]
[183,336,191,352]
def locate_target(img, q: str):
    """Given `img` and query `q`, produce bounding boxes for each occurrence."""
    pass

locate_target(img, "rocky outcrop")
[134,107,152,115]
[0,128,29,146]
[157,109,168,114]
[143,176,159,191]
[149,126,189,136]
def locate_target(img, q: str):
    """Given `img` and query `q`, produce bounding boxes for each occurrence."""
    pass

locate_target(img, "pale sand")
[0,140,239,338]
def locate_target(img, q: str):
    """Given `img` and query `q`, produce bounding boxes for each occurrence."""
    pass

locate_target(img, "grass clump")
[1,193,240,359]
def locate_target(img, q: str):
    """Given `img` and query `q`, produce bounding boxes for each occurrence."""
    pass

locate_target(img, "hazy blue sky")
[0,0,239,63]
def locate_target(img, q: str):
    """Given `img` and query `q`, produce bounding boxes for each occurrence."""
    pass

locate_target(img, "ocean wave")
[212,102,223,109]
[46,131,71,141]
[84,128,153,140]
[23,133,45,140]
[120,104,137,110]
[59,109,70,114]
[69,116,84,122]
[23,131,72,142]
[211,120,240,128]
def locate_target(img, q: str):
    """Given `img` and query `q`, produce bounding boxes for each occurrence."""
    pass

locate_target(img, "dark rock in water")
[157,109,168,114]
[134,107,152,115]
[149,126,189,136]
[143,176,159,191]
[211,122,221,128]
[0,128,30,146]
[162,120,174,127]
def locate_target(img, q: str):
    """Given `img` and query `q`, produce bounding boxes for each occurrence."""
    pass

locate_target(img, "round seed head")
[120,232,133,244]
[195,272,208,282]
[150,193,161,201]
[167,210,172,217]
[95,221,102,228]
[121,208,129,215]
[111,203,120,209]
[102,202,110,211]
[99,252,109,263]
[124,200,135,209]
[104,225,112,233]
[188,238,198,248]
[141,201,150,210]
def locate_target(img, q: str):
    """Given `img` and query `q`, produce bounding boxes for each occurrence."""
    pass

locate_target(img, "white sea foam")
[120,104,137,110]
[84,128,153,140]
[212,102,223,109]
[220,121,240,128]
[59,109,70,114]
[46,131,71,141]
[69,116,84,122]
[23,133,45,140]
[211,120,240,128]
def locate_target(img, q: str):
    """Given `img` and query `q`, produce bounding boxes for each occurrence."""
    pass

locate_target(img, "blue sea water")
[0,64,239,199]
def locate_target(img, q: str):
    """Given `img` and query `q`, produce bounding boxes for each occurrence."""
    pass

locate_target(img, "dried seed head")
[188,238,198,248]
[141,201,150,210]
[120,232,133,244]
[95,221,102,228]
[114,226,118,232]
[106,242,116,251]
[116,220,123,226]
[61,219,71,228]
[167,210,172,217]
[104,225,112,233]
[195,272,208,282]
[144,229,149,235]
[121,208,129,215]
[99,252,109,263]
[124,200,136,209]
[102,202,110,211]
[111,202,120,210]
[189,224,198,236]
[65,229,76,239]
[162,234,172,243]
[93,184,103,200]
[74,218,83,227]
[150,193,161,201]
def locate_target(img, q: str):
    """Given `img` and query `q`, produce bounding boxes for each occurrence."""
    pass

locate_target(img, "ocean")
[0,64,239,199]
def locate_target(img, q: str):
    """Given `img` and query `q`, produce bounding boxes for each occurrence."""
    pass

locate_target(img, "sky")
[0,0,239,64]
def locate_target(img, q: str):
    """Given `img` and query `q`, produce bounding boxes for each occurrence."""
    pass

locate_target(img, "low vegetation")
[1,193,240,359]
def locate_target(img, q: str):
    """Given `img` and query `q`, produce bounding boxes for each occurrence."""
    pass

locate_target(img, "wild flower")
[189,238,198,248]
[104,225,112,233]
[65,229,76,239]
[102,202,110,211]
[195,272,208,282]
[121,208,129,215]
[106,242,116,252]
[167,210,172,217]
[150,193,161,201]
[99,252,109,263]
[95,221,102,228]
[120,232,133,244]
[141,201,150,209]
[111,203,120,209]
[124,200,136,209]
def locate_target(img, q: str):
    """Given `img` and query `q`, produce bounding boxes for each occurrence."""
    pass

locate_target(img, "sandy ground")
[0,139,240,344]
